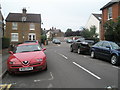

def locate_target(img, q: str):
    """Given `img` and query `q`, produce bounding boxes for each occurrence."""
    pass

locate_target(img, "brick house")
[46,27,64,40]
[5,8,41,45]
[100,0,120,40]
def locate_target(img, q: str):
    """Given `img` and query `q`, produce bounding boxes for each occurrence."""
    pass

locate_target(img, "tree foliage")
[66,28,72,32]
[65,29,81,37]
[41,28,47,44]
[81,26,98,39]
[104,17,120,42]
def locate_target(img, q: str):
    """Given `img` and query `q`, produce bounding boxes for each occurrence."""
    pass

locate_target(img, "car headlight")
[9,61,15,64]
[36,58,43,62]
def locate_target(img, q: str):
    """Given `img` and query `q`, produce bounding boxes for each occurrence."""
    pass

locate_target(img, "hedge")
[2,37,10,49]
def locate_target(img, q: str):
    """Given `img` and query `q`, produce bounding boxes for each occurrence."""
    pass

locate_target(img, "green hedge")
[2,37,10,49]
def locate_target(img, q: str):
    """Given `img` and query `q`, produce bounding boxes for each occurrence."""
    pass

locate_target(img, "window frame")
[108,7,112,20]
[11,33,19,42]
[12,22,18,30]
[29,23,35,30]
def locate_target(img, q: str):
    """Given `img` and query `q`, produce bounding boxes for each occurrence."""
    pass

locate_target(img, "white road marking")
[34,80,41,82]
[73,62,101,80]
[48,72,54,80]
[47,83,53,88]
[57,45,60,46]
[112,66,120,69]
[59,53,68,60]
[34,72,54,82]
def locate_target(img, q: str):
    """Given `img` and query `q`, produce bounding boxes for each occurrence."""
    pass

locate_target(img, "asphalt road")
[2,42,120,89]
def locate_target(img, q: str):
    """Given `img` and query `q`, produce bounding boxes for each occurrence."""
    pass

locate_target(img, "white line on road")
[73,62,101,80]
[48,72,54,80]
[59,53,68,60]
[47,83,53,88]
[34,72,54,82]
[83,56,87,58]
[112,66,120,69]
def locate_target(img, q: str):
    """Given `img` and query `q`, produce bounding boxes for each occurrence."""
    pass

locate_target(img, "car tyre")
[111,55,119,66]
[70,46,73,52]
[91,51,95,58]
[8,70,14,75]
[77,48,81,54]
[44,64,48,71]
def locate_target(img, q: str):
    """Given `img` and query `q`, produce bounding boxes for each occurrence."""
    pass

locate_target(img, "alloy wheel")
[78,48,81,54]
[91,51,95,58]
[111,55,117,65]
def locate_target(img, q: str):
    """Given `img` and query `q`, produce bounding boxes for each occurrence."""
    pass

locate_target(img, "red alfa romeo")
[7,43,47,74]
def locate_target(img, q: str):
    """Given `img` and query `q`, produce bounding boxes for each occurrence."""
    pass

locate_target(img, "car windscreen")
[55,40,60,42]
[110,42,120,50]
[14,44,42,53]
[24,41,37,43]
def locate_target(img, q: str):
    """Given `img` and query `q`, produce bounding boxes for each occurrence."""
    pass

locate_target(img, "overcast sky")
[1,0,111,32]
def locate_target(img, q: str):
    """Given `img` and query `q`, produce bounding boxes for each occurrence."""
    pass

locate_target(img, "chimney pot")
[22,8,27,14]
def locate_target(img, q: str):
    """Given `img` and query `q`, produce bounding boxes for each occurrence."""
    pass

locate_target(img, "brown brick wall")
[5,22,41,44]
[100,2,120,40]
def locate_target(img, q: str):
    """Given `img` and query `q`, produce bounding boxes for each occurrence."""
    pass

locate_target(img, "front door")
[28,33,36,41]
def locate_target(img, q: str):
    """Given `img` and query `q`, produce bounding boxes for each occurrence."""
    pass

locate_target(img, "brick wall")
[5,22,41,44]
[100,2,120,40]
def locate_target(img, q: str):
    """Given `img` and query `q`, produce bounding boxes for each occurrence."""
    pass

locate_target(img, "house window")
[108,7,112,20]
[12,22,18,30]
[11,33,18,42]
[30,23,35,30]
[28,33,36,40]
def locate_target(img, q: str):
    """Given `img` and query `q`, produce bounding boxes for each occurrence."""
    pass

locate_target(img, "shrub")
[2,37,10,49]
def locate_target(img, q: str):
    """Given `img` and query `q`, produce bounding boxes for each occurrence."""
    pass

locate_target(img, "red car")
[7,43,47,74]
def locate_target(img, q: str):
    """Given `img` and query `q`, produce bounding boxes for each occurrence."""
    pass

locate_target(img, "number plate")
[19,67,33,71]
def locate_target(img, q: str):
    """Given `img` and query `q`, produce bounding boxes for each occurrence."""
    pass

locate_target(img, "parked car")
[52,39,61,44]
[70,39,94,54]
[90,41,120,65]
[66,39,73,43]
[52,39,57,43]
[7,43,47,74]
[116,42,120,47]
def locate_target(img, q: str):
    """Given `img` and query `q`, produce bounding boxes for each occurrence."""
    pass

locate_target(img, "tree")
[65,28,73,37]
[81,26,98,39]
[66,28,72,32]
[89,25,98,38]
[41,28,47,44]
[104,20,115,41]
[114,17,120,42]
[80,26,99,42]
[81,27,91,38]
[104,17,120,42]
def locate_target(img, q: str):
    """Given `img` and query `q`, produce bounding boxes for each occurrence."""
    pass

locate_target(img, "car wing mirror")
[9,51,14,54]
[42,48,46,51]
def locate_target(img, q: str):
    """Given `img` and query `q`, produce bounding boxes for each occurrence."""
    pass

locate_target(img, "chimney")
[22,8,27,21]
[22,8,27,15]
